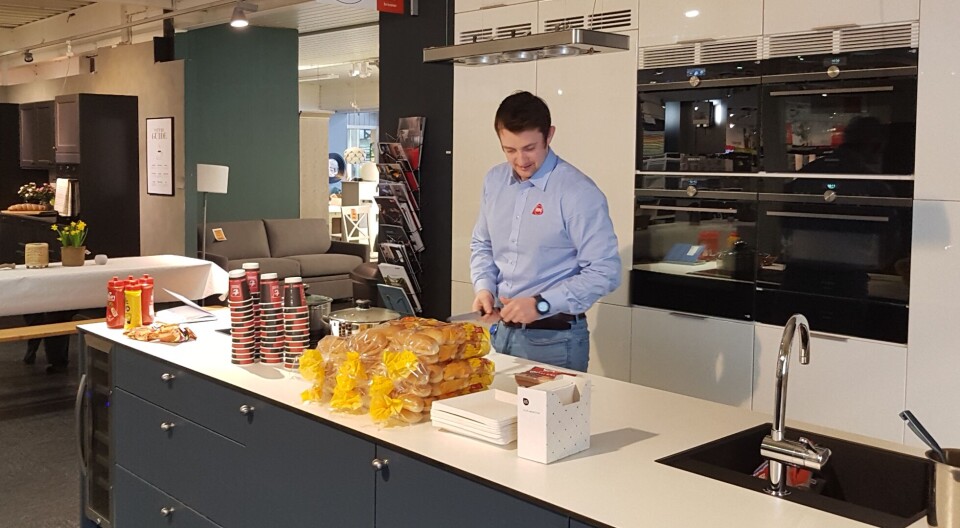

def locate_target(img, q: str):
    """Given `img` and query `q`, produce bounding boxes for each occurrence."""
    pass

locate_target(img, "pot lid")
[329,299,400,323]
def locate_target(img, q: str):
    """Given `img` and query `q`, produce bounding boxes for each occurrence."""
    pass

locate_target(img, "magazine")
[155,289,218,324]
[380,241,421,276]
[379,263,423,309]
[379,180,418,211]
[379,223,424,254]
[375,196,419,234]
[397,116,426,170]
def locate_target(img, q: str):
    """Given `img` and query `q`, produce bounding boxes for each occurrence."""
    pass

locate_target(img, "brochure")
[155,289,218,324]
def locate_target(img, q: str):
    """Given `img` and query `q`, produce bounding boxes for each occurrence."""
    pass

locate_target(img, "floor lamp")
[197,164,229,261]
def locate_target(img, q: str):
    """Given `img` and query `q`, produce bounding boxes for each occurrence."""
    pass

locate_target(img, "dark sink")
[658,424,931,528]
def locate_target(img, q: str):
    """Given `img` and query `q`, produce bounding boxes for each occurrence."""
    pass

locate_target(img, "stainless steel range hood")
[423,29,629,65]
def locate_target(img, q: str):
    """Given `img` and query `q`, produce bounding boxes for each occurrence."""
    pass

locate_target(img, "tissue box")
[517,376,591,464]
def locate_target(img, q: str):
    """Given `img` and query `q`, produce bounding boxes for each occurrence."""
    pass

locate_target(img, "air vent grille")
[765,31,834,58]
[543,16,585,33]
[588,9,632,31]
[458,28,493,45]
[700,38,761,64]
[494,23,533,39]
[640,45,696,69]
[840,22,917,52]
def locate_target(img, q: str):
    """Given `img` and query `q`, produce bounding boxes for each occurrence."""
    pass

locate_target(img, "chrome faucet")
[760,314,831,497]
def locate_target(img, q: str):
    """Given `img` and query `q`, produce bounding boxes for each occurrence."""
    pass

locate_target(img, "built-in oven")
[631,174,760,321]
[761,49,918,175]
[78,331,112,528]
[755,176,913,343]
[637,60,762,173]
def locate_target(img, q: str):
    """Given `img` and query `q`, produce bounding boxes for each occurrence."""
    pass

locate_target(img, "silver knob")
[688,75,701,87]
[160,422,175,431]
[239,404,255,415]
[686,185,698,197]
[824,190,837,203]
[827,65,840,78]
[371,458,389,471]
[160,507,175,516]
[161,373,175,382]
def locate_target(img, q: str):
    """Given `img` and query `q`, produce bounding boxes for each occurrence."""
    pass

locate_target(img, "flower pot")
[61,246,86,267]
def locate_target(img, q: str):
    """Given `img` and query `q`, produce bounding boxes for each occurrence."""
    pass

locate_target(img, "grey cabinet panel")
[375,446,568,528]
[114,466,222,528]
[54,94,80,164]
[35,101,55,166]
[112,389,253,528]
[245,404,377,528]
[114,347,263,444]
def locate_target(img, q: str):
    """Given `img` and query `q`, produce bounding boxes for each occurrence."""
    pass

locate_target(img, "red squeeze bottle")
[106,276,125,329]
[140,274,155,324]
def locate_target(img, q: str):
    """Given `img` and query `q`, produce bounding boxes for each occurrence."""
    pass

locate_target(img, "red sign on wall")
[377,0,404,14]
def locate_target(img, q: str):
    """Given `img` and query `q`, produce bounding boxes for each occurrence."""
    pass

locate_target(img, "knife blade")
[447,310,484,323]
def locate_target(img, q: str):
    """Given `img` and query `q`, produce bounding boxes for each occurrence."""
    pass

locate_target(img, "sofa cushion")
[288,254,363,277]
[226,257,301,279]
[263,218,331,257]
[204,220,271,260]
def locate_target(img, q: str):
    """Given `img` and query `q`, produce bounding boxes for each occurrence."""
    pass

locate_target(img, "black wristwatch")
[534,294,550,315]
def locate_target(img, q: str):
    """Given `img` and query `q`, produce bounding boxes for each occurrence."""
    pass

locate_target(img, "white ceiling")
[0,0,93,29]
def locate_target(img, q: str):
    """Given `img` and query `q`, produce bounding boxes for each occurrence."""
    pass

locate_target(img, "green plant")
[51,221,88,247]
[17,182,55,204]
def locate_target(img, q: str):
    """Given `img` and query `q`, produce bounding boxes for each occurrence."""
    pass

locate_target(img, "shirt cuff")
[538,289,570,317]
[474,278,497,297]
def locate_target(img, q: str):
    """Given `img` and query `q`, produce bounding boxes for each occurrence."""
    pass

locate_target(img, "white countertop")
[81,313,926,528]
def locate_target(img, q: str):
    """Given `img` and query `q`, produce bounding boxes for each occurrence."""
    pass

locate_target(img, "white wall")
[1,42,186,257]
[299,76,379,112]
[300,112,331,221]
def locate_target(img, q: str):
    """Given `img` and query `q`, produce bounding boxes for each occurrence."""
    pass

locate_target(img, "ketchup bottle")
[140,274,155,324]
[106,276,125,329]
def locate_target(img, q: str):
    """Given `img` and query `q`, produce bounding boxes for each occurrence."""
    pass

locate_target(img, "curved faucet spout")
[772,314,810,442]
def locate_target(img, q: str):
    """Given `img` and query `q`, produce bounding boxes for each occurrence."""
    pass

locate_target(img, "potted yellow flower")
[51,220,89,266]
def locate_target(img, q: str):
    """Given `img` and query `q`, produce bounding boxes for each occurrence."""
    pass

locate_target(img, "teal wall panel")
[177,24,299,255]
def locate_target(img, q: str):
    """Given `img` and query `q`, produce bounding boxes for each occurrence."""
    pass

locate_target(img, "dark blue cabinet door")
[114,466,222,528]
[374,446,567,528]
[245,403,377,528]
[570,520,602,528]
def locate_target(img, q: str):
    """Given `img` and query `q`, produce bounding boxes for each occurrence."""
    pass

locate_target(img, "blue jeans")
[491,318,590,372]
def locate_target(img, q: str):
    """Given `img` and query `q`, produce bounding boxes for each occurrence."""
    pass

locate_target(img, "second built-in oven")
[754,176,913,343]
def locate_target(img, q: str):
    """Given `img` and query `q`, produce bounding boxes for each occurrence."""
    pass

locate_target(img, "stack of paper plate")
[430,389,518,445]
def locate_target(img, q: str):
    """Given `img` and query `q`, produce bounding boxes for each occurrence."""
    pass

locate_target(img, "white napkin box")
[517,375,591,464]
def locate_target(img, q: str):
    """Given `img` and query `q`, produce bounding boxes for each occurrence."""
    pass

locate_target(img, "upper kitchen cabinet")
[637,0,762,48]
[763,0,919,35]
[456,0,537,14]
[19,101,55,169]
[54,95,80,164]
[538,0,638,33]
[454,2,537,43]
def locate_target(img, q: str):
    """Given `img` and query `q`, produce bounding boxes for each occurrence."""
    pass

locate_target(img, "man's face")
[498,126,555,180]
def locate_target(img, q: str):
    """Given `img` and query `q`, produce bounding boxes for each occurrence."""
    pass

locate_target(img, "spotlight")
[230,2,258,29]
[23,50,33,63]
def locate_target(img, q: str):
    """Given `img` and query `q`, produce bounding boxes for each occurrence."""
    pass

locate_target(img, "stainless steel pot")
[328,299,400,337]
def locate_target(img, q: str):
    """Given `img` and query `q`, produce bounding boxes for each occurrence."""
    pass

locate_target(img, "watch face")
[537,300,550,314]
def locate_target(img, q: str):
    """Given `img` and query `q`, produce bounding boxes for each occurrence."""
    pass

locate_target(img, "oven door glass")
[761,77,917,175]
[755,184,912,342]
[632,176,759,320]
[638,85,762,173]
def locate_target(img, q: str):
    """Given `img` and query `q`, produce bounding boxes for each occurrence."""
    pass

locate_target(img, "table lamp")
[197,164,229,261]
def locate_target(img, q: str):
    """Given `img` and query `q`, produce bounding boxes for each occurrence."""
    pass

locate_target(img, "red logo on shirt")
[532,203,544,215]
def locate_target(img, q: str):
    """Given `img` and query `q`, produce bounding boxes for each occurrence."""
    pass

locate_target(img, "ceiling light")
[23,50,33,63]
[684,10,700,18]
[230,6,249,28]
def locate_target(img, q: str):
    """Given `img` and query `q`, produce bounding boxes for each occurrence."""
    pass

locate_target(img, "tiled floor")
[0,337,81,527]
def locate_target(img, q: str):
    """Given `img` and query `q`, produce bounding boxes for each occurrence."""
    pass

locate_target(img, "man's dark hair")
[494,91,552,141]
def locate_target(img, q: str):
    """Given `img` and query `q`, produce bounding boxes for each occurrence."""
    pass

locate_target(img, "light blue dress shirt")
[470,149,621,316]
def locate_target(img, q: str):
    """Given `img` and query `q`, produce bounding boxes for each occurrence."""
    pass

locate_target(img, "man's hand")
[499,296,539,325]
[472,289,496,315]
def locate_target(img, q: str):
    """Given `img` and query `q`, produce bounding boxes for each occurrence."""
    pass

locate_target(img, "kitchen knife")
[447,310,485,323]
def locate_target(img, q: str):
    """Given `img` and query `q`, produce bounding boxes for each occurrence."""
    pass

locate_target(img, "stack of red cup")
[242,263,261,360]
[258,273,284,364]
[282,277,309,370]
[228,269,256,365]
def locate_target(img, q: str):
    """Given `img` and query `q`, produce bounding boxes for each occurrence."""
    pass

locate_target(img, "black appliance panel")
[638,62,762,173]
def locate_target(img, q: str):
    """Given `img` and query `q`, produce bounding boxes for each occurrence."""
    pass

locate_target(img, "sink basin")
[657,424,931,528]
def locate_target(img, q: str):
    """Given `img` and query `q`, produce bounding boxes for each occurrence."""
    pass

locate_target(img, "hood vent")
[424,28,630,65]
[494,23,533,40]
[640,45,695,69]
[543,16,585,32]
[543,9,633,32]
[459,28,493,45]
[765,22,918,58]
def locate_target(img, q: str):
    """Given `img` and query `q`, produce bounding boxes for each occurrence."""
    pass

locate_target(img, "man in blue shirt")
[470,91,621,372]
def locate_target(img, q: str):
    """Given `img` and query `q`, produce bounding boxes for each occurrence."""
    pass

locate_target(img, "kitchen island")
[80,314,927,528]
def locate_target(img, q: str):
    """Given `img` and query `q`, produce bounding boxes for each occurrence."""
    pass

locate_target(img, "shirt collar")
[511,149,558,190]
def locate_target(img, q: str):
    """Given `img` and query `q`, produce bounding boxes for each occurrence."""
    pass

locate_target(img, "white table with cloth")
[0,255,228,317]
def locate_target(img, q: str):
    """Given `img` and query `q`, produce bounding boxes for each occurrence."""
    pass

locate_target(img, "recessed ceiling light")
[684,9,700,18]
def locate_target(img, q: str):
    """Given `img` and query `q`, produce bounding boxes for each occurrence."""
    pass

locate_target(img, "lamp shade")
[358,161,379,182]
[197,164,229,194]
[343,147,367,165]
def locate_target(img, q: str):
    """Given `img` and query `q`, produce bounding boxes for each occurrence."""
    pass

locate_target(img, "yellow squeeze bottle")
[124,279,143,330]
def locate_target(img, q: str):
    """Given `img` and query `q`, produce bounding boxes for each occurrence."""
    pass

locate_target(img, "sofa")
[201,218,368,300]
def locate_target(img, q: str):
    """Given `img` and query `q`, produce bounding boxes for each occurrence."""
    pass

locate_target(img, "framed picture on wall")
[146,117,175,196]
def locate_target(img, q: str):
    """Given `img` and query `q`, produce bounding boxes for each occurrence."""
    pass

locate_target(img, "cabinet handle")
[160,507,175,516]
[371,458,389,471]
[160,422,175,431]
[239,404,255,415]
[668,311,708,321]
[160,373,176,382]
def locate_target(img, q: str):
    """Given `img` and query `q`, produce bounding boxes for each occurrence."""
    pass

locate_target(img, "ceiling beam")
[84,0,175,7]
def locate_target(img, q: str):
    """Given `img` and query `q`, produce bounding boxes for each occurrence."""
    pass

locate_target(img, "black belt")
[501,313,584,331]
